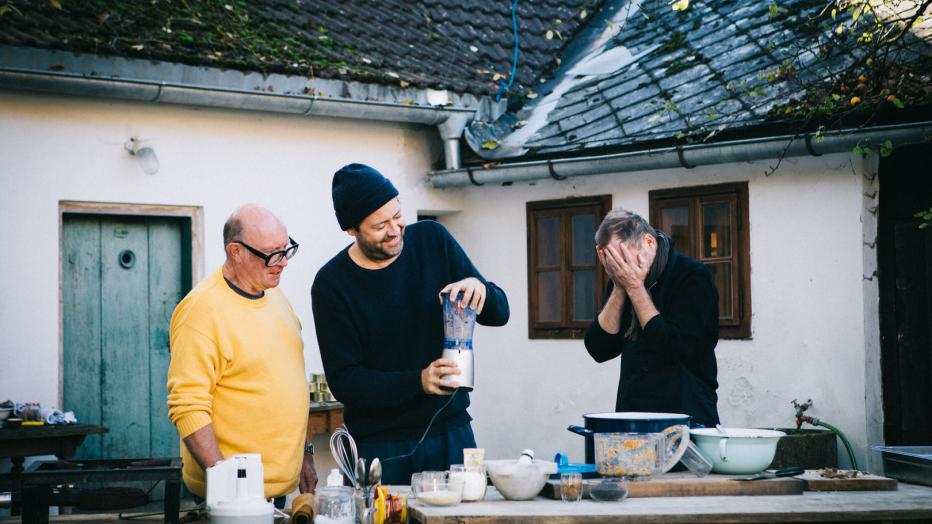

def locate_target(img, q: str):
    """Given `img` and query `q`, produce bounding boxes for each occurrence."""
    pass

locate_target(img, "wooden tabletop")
[410,483,932,523]
[0,424,107,459]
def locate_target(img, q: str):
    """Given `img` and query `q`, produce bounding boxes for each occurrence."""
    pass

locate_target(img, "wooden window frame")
[649,182,751,339]
[527,195,612,339]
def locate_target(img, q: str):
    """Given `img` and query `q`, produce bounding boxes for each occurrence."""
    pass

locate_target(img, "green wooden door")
[62,214,191,459]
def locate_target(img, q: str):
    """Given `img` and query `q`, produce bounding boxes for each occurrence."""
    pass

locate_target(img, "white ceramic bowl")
[0,407,13,421]
[691,428,785,474]
[485,459,557,500]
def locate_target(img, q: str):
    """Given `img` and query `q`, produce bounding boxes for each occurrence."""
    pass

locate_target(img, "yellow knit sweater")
[167,268,308,498]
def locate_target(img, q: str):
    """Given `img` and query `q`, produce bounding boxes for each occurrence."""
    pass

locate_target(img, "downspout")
[0,67,473,167]
[436,112,471,170]
[427,121,932,188]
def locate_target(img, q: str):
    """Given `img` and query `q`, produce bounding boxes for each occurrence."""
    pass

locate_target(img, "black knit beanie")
[331,163,399,230]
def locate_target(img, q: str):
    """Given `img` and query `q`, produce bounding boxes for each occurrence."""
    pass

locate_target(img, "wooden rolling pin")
[290,493,314,524]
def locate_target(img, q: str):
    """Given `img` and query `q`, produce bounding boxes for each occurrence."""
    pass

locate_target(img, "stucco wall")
[436,153,874,469]
[0,91,456,407]
[0,91,878,471]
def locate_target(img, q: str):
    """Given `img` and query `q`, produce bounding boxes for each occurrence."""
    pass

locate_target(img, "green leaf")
[671,0,689,12]
[880,140,894,157]
[769,2,778,18]
[893,97,905,109]
[852,146,863,156]
[481,140,499,150]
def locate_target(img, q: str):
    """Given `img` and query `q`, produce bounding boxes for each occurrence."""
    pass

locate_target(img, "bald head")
[221,204,292,293]
[223,204,286,248]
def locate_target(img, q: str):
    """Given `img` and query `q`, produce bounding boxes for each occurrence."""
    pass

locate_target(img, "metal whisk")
[329,425,359,487]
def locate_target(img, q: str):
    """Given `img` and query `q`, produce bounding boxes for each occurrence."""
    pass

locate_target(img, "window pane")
[572,270,596,321]
[572,213,596,266]
[659,206,691,255]
[707,262,733,319]
[702,202,732,258]
[537,271,562,322]
[537,216,560,267]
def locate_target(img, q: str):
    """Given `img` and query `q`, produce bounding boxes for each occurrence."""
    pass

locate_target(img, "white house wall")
[0,90,877,471]
[436,153,874,469]
[0,91,456,408]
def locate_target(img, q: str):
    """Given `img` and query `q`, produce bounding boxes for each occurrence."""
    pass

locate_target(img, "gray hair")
[594,208,656,247]
[222,215,243,245]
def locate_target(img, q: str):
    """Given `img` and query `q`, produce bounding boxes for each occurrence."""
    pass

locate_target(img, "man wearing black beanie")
[311,163,510,484]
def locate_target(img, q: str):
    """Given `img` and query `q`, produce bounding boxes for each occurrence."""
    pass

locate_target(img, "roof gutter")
[0,67,474,170]
[428,121,932,188]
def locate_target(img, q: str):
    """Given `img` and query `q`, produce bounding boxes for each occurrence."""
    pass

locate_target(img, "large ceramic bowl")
[485,459,557,500]
[691,428,785,474]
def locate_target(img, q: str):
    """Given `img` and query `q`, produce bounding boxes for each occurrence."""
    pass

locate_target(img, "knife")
[735,466,805,481]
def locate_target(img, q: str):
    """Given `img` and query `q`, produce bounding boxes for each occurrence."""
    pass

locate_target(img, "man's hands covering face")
[597,242,649,292]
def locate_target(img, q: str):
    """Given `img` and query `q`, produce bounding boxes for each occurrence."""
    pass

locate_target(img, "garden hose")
[797,416,859,470]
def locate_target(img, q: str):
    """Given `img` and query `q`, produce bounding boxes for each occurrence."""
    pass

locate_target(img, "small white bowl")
[691,428,785,474]
[0,407,13,422]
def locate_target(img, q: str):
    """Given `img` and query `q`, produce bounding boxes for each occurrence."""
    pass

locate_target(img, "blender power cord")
[382,388,461,464]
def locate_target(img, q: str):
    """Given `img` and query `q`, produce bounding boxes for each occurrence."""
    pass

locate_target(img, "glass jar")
[449,464,487,502]
[313,486,356,524]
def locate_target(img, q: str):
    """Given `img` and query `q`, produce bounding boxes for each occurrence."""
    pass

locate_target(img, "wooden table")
[410,484,932,523]
[0,424,108,515]
[0,424,108,469]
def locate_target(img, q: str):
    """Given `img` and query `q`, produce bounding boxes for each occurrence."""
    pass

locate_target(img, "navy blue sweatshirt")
[311,220,510,442]
[584,251,720,427]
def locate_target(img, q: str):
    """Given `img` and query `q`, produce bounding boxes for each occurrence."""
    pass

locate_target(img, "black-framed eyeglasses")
[233,237,299,267]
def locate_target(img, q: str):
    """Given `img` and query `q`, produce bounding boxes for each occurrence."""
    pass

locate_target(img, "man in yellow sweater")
[167,204,315,504]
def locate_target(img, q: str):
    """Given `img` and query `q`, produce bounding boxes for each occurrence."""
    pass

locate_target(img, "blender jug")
[441,292,476,391]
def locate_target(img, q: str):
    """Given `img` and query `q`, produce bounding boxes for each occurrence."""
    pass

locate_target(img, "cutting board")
[798,470,897,491]
[542,472,804,499]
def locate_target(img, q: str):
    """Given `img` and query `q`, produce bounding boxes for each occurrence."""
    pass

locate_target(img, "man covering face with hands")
[584,208,720,427]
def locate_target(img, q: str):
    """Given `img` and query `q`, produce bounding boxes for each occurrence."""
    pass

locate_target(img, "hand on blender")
[438,277,487,313]
[421,358,461,395]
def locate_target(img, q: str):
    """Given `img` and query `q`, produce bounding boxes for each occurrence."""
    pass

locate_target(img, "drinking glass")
[410,470,448,499]
[560,473,583,503]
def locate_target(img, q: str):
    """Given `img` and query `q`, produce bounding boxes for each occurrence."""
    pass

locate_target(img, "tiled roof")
[0,0,605,97]
[466,0,932,159]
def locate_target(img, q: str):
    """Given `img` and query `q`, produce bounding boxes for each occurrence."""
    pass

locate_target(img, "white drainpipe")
[427,121,932,187]
[0,67,474,170]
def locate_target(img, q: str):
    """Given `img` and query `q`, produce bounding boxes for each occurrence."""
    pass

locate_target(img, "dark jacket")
[584,251,720,427]
[311,220,510,442]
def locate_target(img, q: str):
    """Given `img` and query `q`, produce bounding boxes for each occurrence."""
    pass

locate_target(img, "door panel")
[62,217,104,458]
[100,219,150,459]
[879,144,932,445]
[148,220,186,458]
[63,214,188,459]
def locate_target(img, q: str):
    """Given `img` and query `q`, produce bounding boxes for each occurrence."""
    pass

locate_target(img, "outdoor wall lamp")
[125,137,160,175]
